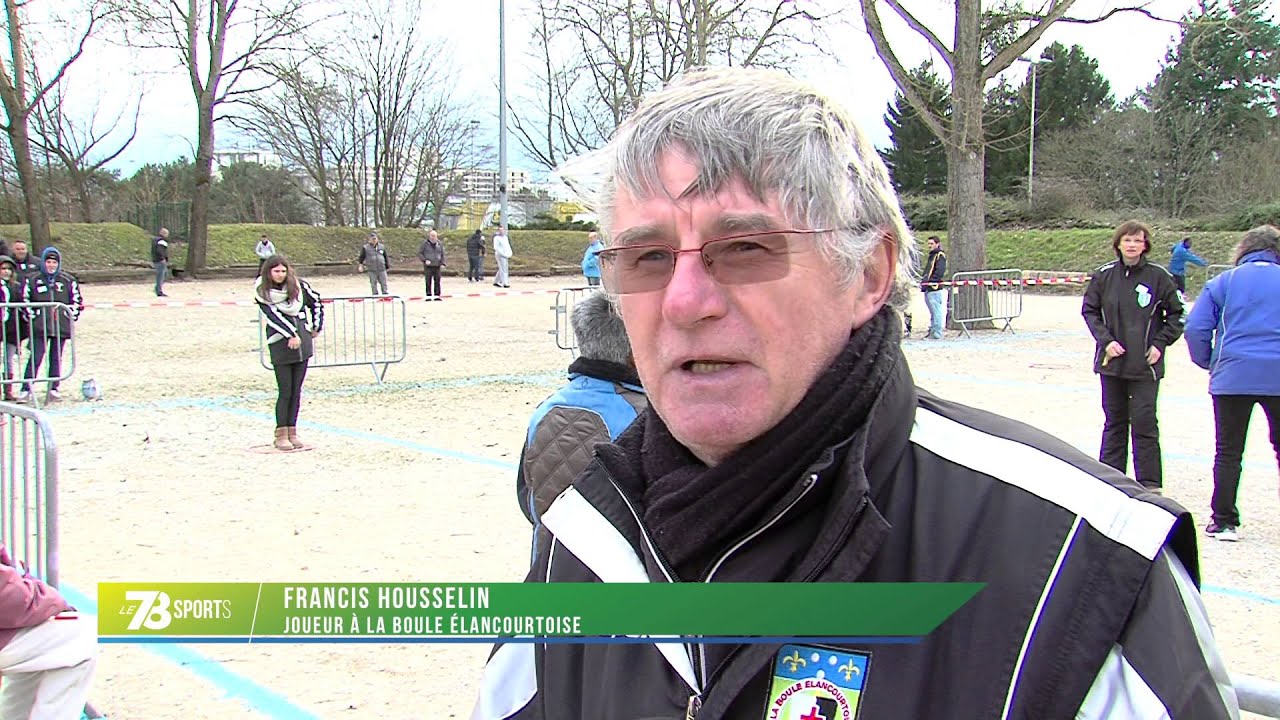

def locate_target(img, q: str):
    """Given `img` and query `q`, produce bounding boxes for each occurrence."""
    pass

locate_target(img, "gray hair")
[572,291,633,366]
[1235,225,1280,264]
[592,66,917,310]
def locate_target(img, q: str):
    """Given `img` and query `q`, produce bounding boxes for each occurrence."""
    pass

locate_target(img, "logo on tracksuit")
[1135,284,1151,308]
[764,644,870,719]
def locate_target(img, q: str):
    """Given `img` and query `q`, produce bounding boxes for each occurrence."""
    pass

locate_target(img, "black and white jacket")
[21,271,83,340]
[472,362,1238,720]
[254,277,324,344]
[1082,256,1184,380]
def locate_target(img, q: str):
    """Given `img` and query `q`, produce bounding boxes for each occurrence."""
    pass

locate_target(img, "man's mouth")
[683,361,736,374]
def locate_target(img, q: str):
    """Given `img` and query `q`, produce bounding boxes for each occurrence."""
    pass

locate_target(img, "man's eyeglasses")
[593,229,836,295]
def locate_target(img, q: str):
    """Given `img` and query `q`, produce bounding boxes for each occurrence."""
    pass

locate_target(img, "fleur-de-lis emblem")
[783,650,806,672]
[839,659,860,681]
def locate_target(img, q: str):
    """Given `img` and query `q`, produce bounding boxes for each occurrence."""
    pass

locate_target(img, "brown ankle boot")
[274,427,293,451]
[287,426,306,450]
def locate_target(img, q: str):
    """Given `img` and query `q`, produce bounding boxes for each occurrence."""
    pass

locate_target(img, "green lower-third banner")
[96,583,982,643]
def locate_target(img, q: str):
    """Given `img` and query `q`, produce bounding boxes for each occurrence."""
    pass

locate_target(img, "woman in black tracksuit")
[255,255,324,451]
[1082,220,1184,493]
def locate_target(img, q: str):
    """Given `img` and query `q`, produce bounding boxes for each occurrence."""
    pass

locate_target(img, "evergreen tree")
[882,61,949,195]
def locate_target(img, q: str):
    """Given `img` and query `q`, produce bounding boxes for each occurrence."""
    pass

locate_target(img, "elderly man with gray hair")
[516,291,646,556]
[473,67,1236,720]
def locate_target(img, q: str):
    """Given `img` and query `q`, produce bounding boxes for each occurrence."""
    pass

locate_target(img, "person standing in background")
[1169,237,1208,295]
[0,257,21,401]
[920,235,947,339]
[1082,220,1184,495]
[151,228,170,297]
[581,232,604,287]
[417,230,446,300]
[11,241,37,279]
[255,234,277,273]
[467,229,486,282]
[492,228,512,288]
[358,231,391,295]
[1184,225,1280,542]
[18,248,83,404]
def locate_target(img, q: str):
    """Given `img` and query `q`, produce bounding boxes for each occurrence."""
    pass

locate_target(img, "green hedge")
[0,223,1254,285]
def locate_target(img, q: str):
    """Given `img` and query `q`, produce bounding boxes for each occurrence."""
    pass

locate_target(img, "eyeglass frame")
[590,228,842,294]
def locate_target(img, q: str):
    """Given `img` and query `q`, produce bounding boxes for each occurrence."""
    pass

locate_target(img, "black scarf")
[598,306,901,581]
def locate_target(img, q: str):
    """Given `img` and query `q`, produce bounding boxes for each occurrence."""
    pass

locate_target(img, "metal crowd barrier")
[0,402,105,719]
[947,268,1023,337]
[258,295,407,383]
[0,401,59,586]
[0,302,78,408]
[1206,263,1233,281]
[550,286,601,356]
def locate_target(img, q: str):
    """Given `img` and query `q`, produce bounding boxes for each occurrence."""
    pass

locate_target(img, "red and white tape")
[83,277,1089,310]
[84,288,564,310]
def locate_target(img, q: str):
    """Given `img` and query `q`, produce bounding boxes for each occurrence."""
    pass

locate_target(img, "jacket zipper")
[691,473,820,711]
[602,470,820,718]
[599,472,696,707]
[1145,300,1161,381]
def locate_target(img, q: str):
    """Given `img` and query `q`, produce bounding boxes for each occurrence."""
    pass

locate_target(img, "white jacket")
[255,240,276,259]
[493,233,512,260]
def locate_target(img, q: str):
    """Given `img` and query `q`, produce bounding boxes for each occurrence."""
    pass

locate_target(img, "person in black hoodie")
[466,229,486,282]
[151,228,170,297]
[10,241,38,279]
[1082,220,1185,493]
[19,247,83,403]
[0,256,21,401]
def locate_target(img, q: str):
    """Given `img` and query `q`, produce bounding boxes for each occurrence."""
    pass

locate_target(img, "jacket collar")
[1239,249,1280,266]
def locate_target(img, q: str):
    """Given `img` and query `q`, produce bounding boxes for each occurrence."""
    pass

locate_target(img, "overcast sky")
[58,0,1217,179]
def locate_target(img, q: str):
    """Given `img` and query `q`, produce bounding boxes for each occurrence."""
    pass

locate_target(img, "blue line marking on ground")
[1202,585,1280,606]
[59,584,319,719]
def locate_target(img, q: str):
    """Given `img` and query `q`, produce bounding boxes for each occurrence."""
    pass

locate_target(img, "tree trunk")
[946,2,991,330]
[2,121,51,252]
[187,97,215,276]
[76,174,94,222]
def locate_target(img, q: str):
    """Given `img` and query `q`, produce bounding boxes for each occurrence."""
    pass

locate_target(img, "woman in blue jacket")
[581,232,603,286]
[1184,225,1280,542]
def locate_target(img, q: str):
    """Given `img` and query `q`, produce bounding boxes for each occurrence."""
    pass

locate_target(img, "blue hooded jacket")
[1184,249,1280,396]
[581,240,603,279]
[1169,242,1207,275]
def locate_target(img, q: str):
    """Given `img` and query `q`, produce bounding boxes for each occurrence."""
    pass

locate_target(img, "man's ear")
[850,229,897,327]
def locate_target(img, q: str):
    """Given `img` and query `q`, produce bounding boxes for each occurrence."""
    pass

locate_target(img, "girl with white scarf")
[255,255,324,451]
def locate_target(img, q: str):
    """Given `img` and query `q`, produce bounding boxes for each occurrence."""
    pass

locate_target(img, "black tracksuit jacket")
[472,358,1237,720]
[1082,256,1184,381]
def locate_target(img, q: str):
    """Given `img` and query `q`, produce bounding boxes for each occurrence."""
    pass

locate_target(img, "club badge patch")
[762,644,870,720]
[1135,284,1151,308]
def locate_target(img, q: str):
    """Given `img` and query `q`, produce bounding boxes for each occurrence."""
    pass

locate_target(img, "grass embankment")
[0,223,1251,284]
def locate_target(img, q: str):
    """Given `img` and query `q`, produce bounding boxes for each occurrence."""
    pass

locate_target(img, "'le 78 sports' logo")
[120,591,233,630]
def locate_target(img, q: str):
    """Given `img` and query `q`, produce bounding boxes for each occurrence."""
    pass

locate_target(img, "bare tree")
[861,0,1178,275]
[30,70,139,222]
[346,0,480,228]
[0,0,114,250]
[232,62,357,225]
[114,0,318,275]
[512,0,833,171]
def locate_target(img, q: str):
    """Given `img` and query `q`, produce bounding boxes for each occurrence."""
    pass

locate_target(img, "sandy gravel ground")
[16,271,1277,719]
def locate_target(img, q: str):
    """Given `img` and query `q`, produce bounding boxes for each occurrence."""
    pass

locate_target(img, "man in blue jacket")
[1169,237,1208,294]
[1184,225,1280,542]
[516,291,646,555]
[581,232,604,286]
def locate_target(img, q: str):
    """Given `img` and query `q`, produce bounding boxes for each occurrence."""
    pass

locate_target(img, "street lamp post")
[1028,62,1038,205]
[1015,57,1049,205]
[498,0,509,234]
[467,119,479,229]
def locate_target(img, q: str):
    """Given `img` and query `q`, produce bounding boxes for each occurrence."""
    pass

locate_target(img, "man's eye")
[634,249,672,264]
[721,240,771,254]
